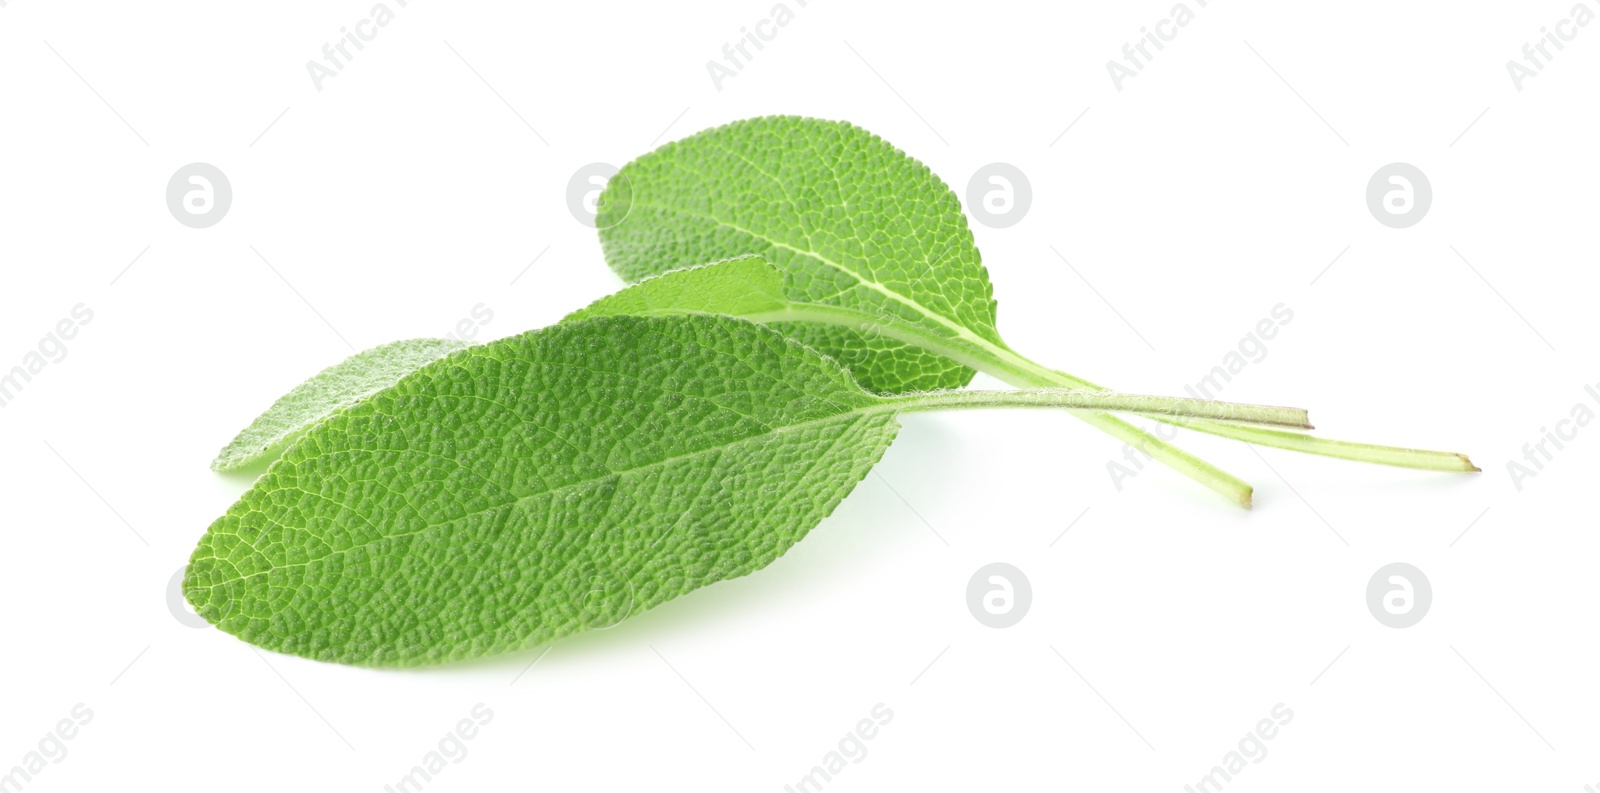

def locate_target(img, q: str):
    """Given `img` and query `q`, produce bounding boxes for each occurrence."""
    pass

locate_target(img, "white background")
[2,1,1597,790]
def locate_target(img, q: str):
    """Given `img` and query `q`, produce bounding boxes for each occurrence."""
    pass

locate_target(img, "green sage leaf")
[184,314,1306,665]
[211,338,473,472]
[597,115,997,396]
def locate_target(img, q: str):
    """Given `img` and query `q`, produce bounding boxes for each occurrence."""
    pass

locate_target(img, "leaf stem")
[888,389,1312,429]
[752,304,1257,506]
[1033,369,1479,472]
[755,302,1478,477]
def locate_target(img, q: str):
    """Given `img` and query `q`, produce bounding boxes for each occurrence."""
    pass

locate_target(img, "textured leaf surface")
[597,115,998,395]
[211,339,473,472]
[591,117,1476,503]
[591,117,1264,505]
[213,260,790,474]
[565,255,786,322]
[186,312,1300,666]
[185,315,902,666]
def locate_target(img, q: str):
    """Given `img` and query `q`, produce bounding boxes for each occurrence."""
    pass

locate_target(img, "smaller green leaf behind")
[210,261,787,475]
[185,315,901,666]
[211,338,473,472]
[564,255,786,322]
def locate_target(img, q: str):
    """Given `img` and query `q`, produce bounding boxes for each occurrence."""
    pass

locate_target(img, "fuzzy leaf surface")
[565,255,786,322]
[185,314,1304,665]
[597,115,998,394]
[211,338,473,472]
[186,315,901,666]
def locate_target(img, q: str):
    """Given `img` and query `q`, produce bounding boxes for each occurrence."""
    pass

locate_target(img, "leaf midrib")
[630,199,1005,355]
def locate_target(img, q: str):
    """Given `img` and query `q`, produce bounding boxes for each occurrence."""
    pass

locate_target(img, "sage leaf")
[184,314,1306,666]
[207,259,787,473]
[564,254,787,321]
[210,338,473,472]
[595,117,1476,504]
[597,115,995,397]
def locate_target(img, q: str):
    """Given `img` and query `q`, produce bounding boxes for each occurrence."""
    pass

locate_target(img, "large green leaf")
[597,116,996,396]
[184,314,1309,666]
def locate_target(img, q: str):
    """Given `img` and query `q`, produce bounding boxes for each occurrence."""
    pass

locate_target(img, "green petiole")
[749,301,1479,496]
